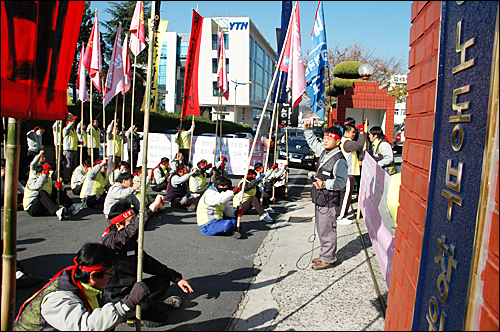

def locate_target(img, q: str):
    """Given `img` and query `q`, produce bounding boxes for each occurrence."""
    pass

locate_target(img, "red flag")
[182,10,204,120]
[1,2,85,120]
[103,23,125,107]
[280,2,306,109]
[82,10,102,92]
[129,1,146,57]
[122,33,132,95]
[77,43,87,102]
[217,31,229,100]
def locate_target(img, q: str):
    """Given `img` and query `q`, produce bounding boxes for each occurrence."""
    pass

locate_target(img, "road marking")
[289,169,305,185]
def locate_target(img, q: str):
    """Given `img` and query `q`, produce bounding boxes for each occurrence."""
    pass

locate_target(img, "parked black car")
[277,138,316,169]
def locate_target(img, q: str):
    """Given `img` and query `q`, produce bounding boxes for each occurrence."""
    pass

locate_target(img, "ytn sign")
[230,22,248,30]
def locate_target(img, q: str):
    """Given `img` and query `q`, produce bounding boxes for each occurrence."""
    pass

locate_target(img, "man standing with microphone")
[304,120,348,270]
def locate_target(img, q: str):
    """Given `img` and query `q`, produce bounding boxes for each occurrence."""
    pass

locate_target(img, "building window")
[242,107,245,121]
[213,82,218,97]
[212,33,229,50]
[178,41,188,59]
[401,109,405,115]
[394,109,399,115]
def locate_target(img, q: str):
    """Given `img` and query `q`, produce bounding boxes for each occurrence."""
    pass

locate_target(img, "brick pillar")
[385,1,441,330]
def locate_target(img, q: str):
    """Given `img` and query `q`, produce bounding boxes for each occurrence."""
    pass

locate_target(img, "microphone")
[308,172,316,182]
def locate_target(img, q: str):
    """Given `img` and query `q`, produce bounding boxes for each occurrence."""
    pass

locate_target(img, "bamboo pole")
[122,90,126,161]
[136,3,157,327]
[80,101,83,163]
[130,54,137,172]
[213,92,221,166]
[260,73,281,206]
[271,101,280,202]
[57,120,62,206]
[112,96,118,182]
[188,115,194,164]
[102,76,106,162]
[236,3,295,233]
[1,117,21,331]
[90,83,94,165]
[285,126,289,195]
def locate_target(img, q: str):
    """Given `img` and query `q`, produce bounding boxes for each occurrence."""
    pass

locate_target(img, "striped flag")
[305,1,328,119]
[217,31,229,100]
[103,23,125,107]
[82,10,102,92]
[279,2,306,109]
[122,33,132,94]
[129,1,146,56]
[77,43,87,102]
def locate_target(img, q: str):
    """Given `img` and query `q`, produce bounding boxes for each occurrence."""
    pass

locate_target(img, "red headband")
[110,208,135,225]
[73,257,108,273]
[324,132,341,140]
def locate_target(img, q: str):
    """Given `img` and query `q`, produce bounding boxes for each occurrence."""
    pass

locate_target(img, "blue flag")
[273,1,292,103]
[305,1,328,119]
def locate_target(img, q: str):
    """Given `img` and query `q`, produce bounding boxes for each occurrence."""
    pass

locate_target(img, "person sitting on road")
[169,153,184,175]
[108,161,130,186]
[132,168,154,203]
[14,242,151,331]
[103,172,141,218]
[187,159,213,210]
[101,197,194,328]
[212,156,228,181]
[165,162,196,209]
[253,162,279,214]
[23,156,83,220]
[152,157,170,192]
[80,159,109,210]
[196,175,243,237]
[233,169,274,223]
[71,159,91,196]
[368,126,396,175]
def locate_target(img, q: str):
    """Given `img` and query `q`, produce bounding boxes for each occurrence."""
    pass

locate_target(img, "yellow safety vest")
[196,188,225,227]
[340,137,360,176]
[189,171,207,193]
[64,128,78,151]
[80,171,108,198]
[78,130,88,147]
[175,130,190,149]
[89,127,101,149]
[107,135,123,157]
[233,179,256,207]
[23,172,53,210]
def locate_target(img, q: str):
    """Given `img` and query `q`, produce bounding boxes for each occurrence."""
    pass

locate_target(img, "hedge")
[332,61,363,79]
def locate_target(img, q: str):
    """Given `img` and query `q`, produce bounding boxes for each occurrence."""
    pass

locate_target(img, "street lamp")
[358,63,374,81]
[231,79,252,122]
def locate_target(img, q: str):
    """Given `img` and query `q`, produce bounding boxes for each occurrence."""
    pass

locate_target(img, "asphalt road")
[2,167,309,331]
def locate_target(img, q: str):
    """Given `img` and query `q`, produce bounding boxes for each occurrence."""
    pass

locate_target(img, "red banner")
[182,10,203,120]
[1,1,85,120]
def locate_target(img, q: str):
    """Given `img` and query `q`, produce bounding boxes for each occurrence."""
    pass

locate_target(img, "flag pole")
[122,91,126,160]
[80,101,84,163]
[213,91,220,165]
[285,126,289,196]
[271,99,280,202]
[90,83,94,165]
[188,115,194,164]
[112,96,118,182]
[130,54,137,172]
[102,76,106,161]
[57,120,62,206]
[260,72,282,206]
[236,3,295,233]
[136,2,157,327]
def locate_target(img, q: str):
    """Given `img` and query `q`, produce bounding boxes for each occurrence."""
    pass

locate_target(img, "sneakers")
[337,217,354,225]
[260,212,274,223]
[163,296,183,311]
[187,205,197,211]
[71,203,84,216]
[56,207,66,221]
[265,207,277,214]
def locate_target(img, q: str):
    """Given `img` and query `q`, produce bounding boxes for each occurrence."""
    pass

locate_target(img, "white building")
[158,17,277,129]
[385,74,407,124]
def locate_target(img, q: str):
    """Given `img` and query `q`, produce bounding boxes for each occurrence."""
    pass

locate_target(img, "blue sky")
[90,1,412,71]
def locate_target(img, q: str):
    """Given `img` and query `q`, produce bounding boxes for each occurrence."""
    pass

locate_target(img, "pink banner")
[358,152,395,287]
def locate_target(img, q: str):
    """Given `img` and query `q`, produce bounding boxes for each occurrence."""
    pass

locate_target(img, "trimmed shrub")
[332,61,363,79]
